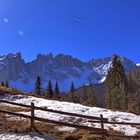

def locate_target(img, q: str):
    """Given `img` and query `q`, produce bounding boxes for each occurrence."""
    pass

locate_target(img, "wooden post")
[100,114,105,139]
[31,102,35,131]
[100,114,104,130]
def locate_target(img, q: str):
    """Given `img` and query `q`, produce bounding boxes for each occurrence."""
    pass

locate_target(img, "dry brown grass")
[0,103,139,140]
[0,109,104,140]
[0,104,64,139]
[73,130,103,140]
[63,135,79,140]
[0,115,65,139]
[0,104,30,112]
[0,86,23,95]
[0,112,139,140]
[0,87,139,140]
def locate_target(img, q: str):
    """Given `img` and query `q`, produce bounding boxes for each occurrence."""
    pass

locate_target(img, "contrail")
[72,17,83,23]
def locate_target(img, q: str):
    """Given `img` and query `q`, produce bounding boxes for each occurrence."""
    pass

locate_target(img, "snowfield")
[0,132,56,140]
[0,94,140,136]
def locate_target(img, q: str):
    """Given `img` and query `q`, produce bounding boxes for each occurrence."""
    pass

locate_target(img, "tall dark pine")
[54,81,60,99]
[105,55,128,111]
[35,76,41,95]
[47,80,53,98]
[5,81,9,88]
[1,82,4,87]
[70,81,75,93]
[69,81,76,102]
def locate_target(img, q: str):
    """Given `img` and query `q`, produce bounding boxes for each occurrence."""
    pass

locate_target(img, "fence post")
[100,114,105,139]
[100,114,104,130]
[31,102,35,131]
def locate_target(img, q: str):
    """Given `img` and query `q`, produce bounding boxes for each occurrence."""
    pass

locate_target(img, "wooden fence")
[0,99,140,139]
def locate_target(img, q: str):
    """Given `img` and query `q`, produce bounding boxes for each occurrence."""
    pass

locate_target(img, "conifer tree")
[105,55,128,111]
[69,81,76,102]
[47,80,53,98]
[5,81,9,88]
[35,76,41,95]
[1,81,4,87]
[127,69,140,113]
[54,81,60,99]
[70,81,75,93]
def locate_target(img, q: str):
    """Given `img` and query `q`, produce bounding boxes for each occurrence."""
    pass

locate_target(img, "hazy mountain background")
[0,52,138,93]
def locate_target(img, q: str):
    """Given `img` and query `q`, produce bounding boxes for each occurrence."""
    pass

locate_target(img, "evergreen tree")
[5,81,9,88]
[54,81,60,99]
[105,55,128,111]
[1,81,4,87]
[127,68,140,113]
[70,81,75,93]
[69,81,76,102]
[46,80,53,98]
[35,76,41,95]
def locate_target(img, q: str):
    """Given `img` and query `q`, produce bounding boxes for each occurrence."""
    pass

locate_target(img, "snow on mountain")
[0,55,8,68]
[98,77,106,83]
[0,53,137,92]
[91,61,112,76]
[136,63,140,67]
[1,94,140,136]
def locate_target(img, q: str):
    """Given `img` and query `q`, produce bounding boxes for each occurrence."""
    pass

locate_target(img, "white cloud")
[3,17,9,24]
[18,30,24,36]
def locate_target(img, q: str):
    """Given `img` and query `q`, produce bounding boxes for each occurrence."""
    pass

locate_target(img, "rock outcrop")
[0,53,25,81]
[0,52,137,92]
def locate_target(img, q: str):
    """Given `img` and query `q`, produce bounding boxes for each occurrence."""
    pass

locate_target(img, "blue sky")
[0,0,140,63]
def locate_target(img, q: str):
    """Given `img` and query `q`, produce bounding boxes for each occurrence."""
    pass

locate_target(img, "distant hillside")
[75,83,106,106]
[0,86,23,95]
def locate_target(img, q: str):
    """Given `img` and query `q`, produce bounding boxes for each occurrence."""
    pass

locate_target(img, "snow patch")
[136,63,140,67]
[1,94,140,136]
[0,132,56,140]
[99,77,106,83]
[91,61,112,76]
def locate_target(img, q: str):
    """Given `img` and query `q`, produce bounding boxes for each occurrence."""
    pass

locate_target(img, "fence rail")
[0,100,108,121]
[0,99,140,139]
[89,120,140,126]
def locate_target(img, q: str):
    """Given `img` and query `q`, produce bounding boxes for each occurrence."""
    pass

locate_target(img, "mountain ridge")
[0,52,137,92]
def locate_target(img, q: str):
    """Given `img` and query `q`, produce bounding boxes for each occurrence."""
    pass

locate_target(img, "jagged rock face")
[89,56,136,76]
[0,53,25,81]
[54,54,83,67]
[25,54,85,83]
[0,52,137,92]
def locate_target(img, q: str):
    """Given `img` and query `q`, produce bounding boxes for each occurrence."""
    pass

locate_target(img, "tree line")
[2,54,139,114]
[35,77,97,106]
[35,54,140,114]
[35,77,61,99]
[105,54,140,113]
[1,81,9,88]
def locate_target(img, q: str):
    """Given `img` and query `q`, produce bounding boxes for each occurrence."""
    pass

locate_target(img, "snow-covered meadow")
[0,94,140,136]
[0,132,56,140]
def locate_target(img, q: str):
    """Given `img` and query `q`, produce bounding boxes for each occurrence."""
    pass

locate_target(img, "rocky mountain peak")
[0,52,25,81]
[0,52,137,92]
[54,53,83,67]
[6,52,21,59]
[37,53,54,61]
